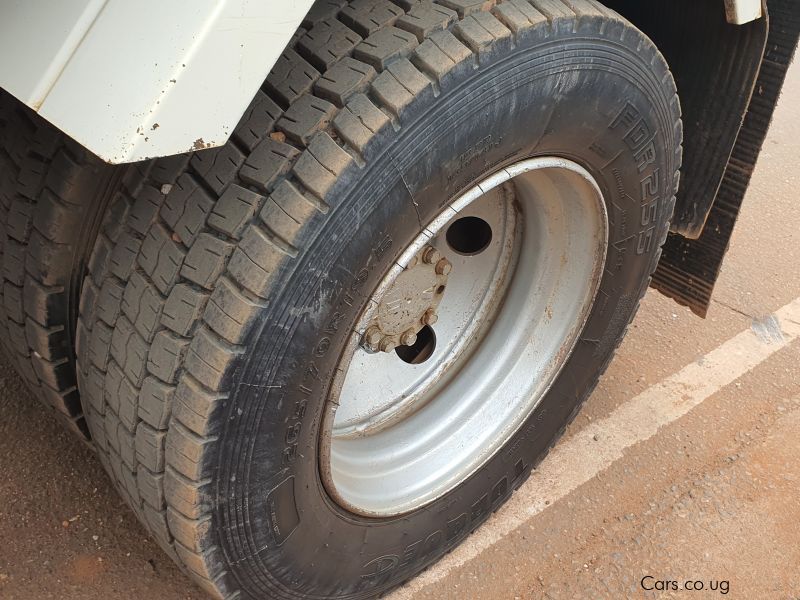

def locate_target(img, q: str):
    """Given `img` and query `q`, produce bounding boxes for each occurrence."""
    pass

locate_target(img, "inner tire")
[0,89,119,438]
[76,1,681,598]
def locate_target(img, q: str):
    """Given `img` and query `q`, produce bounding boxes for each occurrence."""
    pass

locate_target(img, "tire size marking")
[281,235,393,471]
[358,458,528,590]
[608,102,662,256]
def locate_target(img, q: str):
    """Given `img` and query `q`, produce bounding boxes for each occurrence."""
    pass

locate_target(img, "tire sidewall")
[216,30,678,598]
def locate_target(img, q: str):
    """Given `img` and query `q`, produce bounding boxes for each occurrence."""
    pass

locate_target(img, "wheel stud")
[379,338,397,353]
[400,330,417,346]
[422,246,440,265]
[363,326,383,350]
[422,309,438,326]
[435,258,452,275]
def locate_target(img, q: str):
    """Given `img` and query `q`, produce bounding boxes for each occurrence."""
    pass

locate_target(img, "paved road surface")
[1,59,798,600]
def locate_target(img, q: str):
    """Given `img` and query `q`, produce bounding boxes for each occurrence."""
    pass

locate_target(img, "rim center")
[362,245,450,353]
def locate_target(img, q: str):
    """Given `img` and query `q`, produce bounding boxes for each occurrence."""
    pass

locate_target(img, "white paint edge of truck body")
[725,0,763,25]
[0,0,760,164]
[0,0,314,163]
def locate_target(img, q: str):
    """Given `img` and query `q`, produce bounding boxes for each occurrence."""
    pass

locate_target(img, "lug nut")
[363,326,382,349]
[422,246,440,265]
[406,255,419,269]
[400,330,417,346]
[379,338,397,353]
[435,258,452,275]
[422,309,438,326]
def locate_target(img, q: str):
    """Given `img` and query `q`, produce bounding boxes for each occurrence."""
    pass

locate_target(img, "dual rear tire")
[1,1,681,598]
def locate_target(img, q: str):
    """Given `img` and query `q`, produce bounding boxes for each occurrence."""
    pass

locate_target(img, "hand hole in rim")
[446,216,493,255]
[395,325,436,364]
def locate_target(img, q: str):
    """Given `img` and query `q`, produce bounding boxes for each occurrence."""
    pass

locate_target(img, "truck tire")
[0,89,119,438]
[76,1,681,598]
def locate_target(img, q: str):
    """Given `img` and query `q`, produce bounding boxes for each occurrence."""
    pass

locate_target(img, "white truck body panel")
[0,0,314,163]
[0,0,760,164]
[724,0,763,25]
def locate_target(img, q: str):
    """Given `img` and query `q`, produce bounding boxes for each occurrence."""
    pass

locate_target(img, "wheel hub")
[362,245,451,353]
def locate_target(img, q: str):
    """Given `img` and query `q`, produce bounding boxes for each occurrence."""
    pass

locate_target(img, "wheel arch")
[606,0,799,315]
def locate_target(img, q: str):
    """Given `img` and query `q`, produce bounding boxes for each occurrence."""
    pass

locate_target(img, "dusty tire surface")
[75,1,681,598]
[0,89,119,438]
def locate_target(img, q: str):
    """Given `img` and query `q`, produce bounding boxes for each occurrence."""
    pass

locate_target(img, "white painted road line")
[392,296,800,599]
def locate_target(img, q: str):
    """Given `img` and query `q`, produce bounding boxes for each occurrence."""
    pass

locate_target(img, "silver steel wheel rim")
[320,157,609,517]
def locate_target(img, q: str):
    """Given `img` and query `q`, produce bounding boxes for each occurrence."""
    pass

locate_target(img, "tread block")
[237,224,291,272]
[333,93,391,153]
[227,245,281,300]
[88,320,113,370]
[42,150,89,204]
[340,0,405,37]
[148,330,190,384]
[453,11,512,53]
[160,174,215,247]
[260,180,319,245]
[239,139,299,194]
[396,2,458,41]
[3,282,23,322]
[437,0,496,18]
[23,275,67,328]
[190,144,246,196]
[138,224,186,295]
[264,49,321,107]
[128,185,165,235]
[33,190,79,244]
[491,0,547,35]
[105,361,139,431]
[302,0,346,27]
[25,231,70,286]
[293,132,354,200]
[277,95,337,145]
[82,366,106,417]
[413,29,473,80]
[173,376,228,437]
[354,26,419,70]
[529,0,575,20]
[391,0,423,9]
[136,422,167,472]
[138,468,166,509]
[3,239,26,286]
[109,316,149,386]
[109,231,143,281]
[116,425,138,471]
[31,353,74,390]
[166,421,216,481]
[87,232,116,286]
[180,233,234,290]
[232,90,283,152]
[162,284,209,337]
[7,197,33,242]
[203,277,266,345]
[139,376,176,430]
[208,184,264,239]
[165,468,212,519]
[298,19,363,71]
[184,326,242,389]
[371,58,433,116]
[315,57,377,108]
[38,384,81,417]
[96,277,126,326]
[150,154,192,186]
[25,318,68,361]
[122,271,165,342]
[16,156,48,202]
